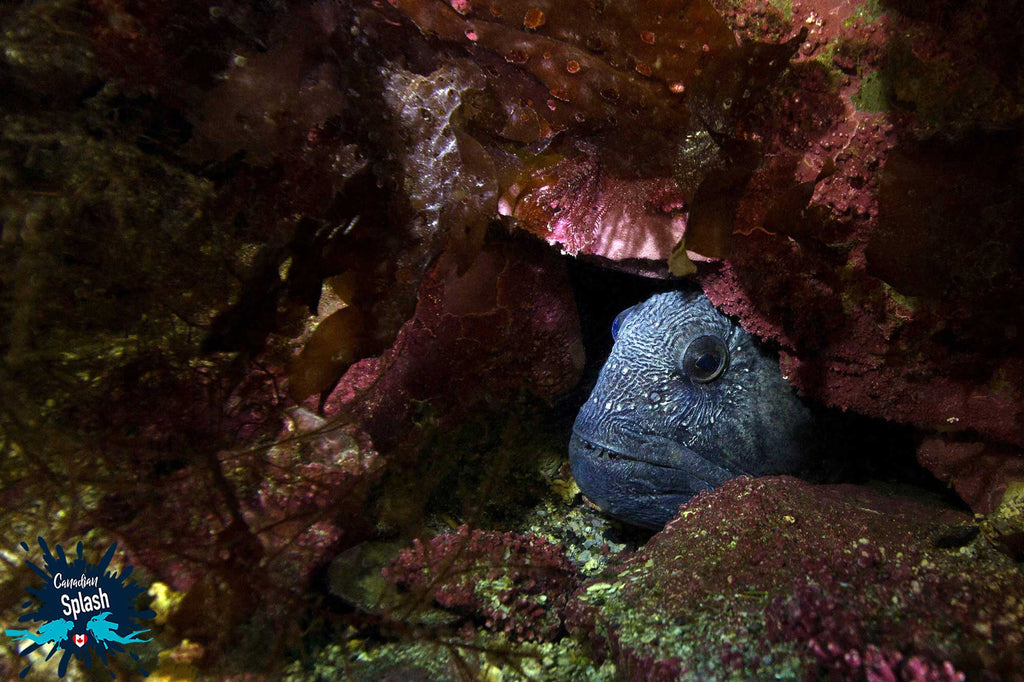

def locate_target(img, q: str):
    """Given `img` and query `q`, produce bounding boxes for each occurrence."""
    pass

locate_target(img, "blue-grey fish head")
[569,290,816,528]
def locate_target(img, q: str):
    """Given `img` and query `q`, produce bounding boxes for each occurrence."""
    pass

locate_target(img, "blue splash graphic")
[4,537,156,679]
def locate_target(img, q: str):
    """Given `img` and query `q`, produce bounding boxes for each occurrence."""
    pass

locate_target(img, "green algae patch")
[283,625,619,681]
[980,481,1024,560]
[845,0,886,28]
[767,0,794,21]
[852,70,889,112]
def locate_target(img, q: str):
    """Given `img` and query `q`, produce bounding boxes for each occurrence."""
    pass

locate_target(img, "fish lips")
[568,430,736,529]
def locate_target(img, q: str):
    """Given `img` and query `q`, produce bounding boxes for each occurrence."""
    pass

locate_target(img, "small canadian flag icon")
[72,634,87,647]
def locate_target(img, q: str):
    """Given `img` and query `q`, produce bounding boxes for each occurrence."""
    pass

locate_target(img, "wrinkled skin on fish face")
[570,290,817,528]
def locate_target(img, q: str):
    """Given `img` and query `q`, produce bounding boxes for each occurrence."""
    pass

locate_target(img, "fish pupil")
[682,334,728,382]
[696,353,720,372]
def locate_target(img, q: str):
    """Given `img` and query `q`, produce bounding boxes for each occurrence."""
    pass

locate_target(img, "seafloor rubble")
[0,0,1021,679]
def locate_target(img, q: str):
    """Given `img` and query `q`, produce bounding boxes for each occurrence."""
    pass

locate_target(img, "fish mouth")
[568,430,737,529]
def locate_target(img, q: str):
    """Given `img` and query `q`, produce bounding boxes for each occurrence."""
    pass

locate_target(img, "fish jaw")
[568,429,734,528]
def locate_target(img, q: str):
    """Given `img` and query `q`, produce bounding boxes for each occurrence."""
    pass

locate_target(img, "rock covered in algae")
[566,477,1024,680]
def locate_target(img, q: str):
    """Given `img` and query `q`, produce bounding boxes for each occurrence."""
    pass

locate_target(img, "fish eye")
[682,335,728,383]
[611,305,636,341]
